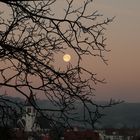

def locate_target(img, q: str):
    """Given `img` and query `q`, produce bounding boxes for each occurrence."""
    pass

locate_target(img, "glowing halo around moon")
[63,54,71,62]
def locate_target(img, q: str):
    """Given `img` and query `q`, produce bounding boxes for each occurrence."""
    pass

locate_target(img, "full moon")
[63,54,71,62]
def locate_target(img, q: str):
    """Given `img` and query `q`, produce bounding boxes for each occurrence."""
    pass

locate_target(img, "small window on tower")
[27,107,31,113]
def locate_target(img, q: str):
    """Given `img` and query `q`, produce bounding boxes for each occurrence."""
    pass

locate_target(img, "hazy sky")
[1,1,140,103]
[92,0,140,102]
[54,0,140,102]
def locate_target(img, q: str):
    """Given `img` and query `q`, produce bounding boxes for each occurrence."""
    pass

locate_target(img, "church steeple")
[25,93,36,107]
[24,93,37,132]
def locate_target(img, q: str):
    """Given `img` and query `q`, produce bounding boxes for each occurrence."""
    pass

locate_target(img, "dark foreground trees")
[0,0,120,129]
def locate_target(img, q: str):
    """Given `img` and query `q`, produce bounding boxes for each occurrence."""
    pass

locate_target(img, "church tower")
[24,94,37,132]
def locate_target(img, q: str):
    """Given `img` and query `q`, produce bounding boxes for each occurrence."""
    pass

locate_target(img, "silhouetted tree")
[0,0,120,129]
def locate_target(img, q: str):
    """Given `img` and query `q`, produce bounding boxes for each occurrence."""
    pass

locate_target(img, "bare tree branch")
[0,0,121,129]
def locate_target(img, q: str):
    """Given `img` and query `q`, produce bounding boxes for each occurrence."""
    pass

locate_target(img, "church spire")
[24,93,37,132]
[25,93,36,107]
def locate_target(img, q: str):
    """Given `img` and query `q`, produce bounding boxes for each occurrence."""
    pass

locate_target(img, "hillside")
[2,97,140,128]
[99,102,140,128]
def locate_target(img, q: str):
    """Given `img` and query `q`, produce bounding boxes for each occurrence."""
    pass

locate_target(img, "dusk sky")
[54,0,140,102]
[0,1,140,103]
[92,0,140,102]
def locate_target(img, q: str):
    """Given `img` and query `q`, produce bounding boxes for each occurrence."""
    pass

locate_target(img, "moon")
[63,54,71,62]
